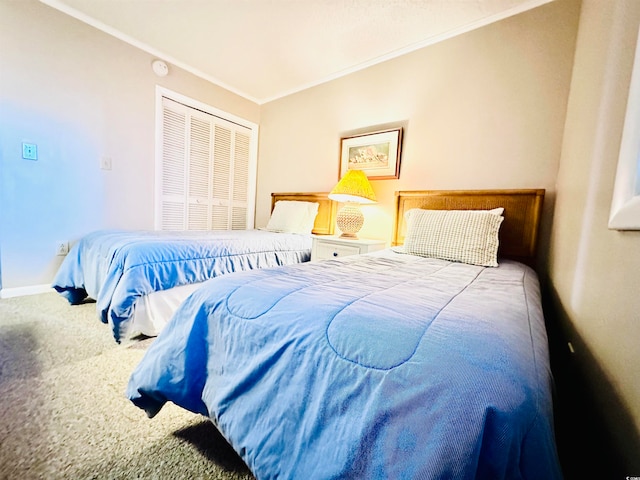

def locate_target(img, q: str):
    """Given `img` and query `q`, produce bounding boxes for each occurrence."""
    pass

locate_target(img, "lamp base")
[339,232,359,239]
[335,203,364,239]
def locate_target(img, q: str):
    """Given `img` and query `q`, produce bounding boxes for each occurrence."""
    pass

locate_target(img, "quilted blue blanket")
[52,229,312,342]
[127,251,562,479]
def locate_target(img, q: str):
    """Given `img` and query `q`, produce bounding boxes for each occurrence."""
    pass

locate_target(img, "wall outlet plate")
[56,242,69,256]
[22,142,37,160]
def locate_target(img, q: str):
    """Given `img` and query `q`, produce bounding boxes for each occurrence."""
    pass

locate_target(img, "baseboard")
[0,284,54,299]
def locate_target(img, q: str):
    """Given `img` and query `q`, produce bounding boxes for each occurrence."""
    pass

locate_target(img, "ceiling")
[40,0,552,104]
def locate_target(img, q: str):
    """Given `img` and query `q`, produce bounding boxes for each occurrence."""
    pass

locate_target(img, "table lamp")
[328,169,377,239]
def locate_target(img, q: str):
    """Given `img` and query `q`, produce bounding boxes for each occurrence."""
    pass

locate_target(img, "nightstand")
[311,235,386,262]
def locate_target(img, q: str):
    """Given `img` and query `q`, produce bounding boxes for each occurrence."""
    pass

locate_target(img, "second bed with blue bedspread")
[52,229,312,342]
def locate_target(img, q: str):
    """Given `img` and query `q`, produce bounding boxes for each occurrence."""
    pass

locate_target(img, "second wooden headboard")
[393,189,545,265]
[271,192,337,235]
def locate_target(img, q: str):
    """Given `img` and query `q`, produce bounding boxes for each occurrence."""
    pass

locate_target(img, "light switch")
[100,156,112,170]
[22,143,37,160]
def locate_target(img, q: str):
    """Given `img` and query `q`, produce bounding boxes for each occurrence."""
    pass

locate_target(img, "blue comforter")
[52,229,312,342]
[127,251,562,479]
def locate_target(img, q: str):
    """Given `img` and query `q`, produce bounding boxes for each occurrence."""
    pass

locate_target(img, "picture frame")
[339,127,403,179]
[609,25,640,230]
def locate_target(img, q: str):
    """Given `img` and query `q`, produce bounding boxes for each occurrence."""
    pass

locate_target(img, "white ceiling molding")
[39,0,553,105]
[39,0,260,102]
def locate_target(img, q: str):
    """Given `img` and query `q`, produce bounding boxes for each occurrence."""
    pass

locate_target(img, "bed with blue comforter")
[127,250,562,479]
[52,229,312,342]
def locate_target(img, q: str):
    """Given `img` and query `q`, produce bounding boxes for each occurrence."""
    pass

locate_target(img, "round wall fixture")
[152,59,169,77]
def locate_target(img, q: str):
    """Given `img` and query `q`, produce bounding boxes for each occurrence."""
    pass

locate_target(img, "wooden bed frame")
[393,189,545,266]
[271,192,337,236]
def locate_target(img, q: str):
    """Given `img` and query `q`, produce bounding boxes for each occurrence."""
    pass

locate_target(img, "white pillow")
[265,201,320,234]
[403,208,504,267]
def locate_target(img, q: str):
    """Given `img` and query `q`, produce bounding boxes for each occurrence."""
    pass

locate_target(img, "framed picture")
[339,127,403,179]
[609,25,640,230]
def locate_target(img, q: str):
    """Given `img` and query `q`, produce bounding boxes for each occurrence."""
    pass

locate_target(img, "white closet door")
[187,113,212,230]
[158,96,256,231]
[212,124,232,230]
[232,130,250,229]
[160,102,187,230]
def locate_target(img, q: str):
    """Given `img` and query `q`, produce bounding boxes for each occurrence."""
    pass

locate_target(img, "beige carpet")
[0,292,254,479]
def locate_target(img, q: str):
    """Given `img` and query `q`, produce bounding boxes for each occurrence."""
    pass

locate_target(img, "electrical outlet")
[22,142,38,160]
[56,242,69,256]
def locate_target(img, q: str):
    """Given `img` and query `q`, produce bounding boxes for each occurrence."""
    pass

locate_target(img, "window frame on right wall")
[609,25,640,230]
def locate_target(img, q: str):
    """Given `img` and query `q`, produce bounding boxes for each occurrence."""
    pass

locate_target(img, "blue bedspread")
[52,229,312,342]
[127,251,562,479]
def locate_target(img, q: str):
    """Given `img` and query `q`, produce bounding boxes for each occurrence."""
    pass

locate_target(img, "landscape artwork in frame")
[339,128,403,179]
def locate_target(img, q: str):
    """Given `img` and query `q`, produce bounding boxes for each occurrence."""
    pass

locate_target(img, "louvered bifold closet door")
[187,114,212,230]
[231,131,251,229]
[159,96,255,231]
[160,101,188,230]
[211,123,252,230]
[212,124,232,230]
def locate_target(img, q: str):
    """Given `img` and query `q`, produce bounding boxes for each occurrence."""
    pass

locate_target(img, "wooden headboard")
[271,192,337,235]
[393,189,545,265]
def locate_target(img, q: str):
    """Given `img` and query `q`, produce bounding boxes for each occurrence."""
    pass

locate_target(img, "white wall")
[0,0,259,291]
[548,0,640,472]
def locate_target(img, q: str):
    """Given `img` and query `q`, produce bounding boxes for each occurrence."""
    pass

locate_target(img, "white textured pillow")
[403,208,504,267]
[265,201,320,234]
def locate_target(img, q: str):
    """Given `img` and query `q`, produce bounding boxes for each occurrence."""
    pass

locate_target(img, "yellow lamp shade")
[328,169,377,204]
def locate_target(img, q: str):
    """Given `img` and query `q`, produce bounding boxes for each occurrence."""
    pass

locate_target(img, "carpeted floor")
[0,292,255,480]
